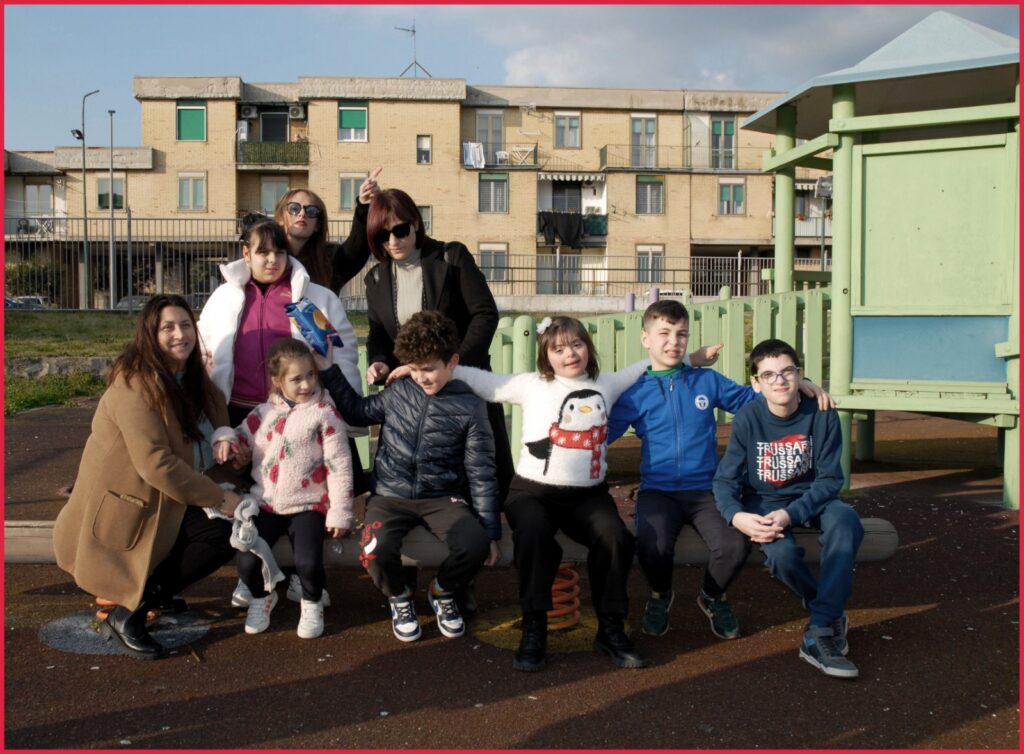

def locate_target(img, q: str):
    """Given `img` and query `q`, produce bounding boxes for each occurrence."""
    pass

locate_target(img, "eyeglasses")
[285,202,322,219]
[755,365,801,384]
[373,222,413,247]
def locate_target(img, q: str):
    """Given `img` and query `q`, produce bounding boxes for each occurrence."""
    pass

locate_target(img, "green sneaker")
[640,590,674,636]
[697,591,740,640]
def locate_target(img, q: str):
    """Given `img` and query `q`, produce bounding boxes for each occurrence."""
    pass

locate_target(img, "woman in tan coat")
[53,294,242,659]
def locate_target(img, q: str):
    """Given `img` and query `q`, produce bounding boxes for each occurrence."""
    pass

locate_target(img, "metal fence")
[4,215,829,310]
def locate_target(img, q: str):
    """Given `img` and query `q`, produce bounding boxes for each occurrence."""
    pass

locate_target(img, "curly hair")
[536,316,599,381]
[394,310,460,365]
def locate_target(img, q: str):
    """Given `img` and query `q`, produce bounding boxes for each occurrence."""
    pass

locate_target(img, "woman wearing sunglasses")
[273,166,382,293]
[363,189,515,559]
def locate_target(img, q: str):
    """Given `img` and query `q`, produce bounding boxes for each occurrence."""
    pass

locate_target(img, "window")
[636,245,664,284]
[795,191,810,219]
[177,173,206,211]
[339,173,366,211]
[631,114,656,168]
[476,110,504,164]
[24,181,52,215]
[478,173,508,213]
[636,175,664,214]
[260,178,289,214]
[416,135,432,164]
[97,176,125,210]
[176,101,206,141]
[718,179,745,215]
[417,206,432,235]
[338,101,368,142]
[260,112,288,143]
[711,116,735,169]
[551,182,582,212]
[479,243,509,283]
[555,112,581,148]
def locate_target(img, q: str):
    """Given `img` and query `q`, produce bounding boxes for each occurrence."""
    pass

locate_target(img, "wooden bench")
[4,517,897,566]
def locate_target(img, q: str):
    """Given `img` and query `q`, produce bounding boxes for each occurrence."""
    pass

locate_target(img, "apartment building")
[4,76,831,308]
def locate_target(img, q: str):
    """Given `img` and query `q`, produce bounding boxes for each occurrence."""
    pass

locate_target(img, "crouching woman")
[53,294,242,659]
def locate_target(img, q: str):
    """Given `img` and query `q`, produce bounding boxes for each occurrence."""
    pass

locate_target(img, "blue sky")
[3,4,1018,152]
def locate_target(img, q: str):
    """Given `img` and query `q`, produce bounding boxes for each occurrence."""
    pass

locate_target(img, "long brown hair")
[536,316,600,381]
[274,189,331,286]
[108,294,219,441]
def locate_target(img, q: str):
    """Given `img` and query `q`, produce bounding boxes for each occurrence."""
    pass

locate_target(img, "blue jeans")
[755,500,864,627]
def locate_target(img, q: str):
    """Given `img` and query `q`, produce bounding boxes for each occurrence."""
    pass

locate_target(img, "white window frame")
[97,174,126,211]
[24,180,53,216]
[260,177,289,214]
[636,244,664,284]
[339,172,367,212]
[176,101,207,142]
[338,103,368,142]
[479,242,509,283]
[718,177,746,216]
[478,173,508,214]
[416,135,432,165]
[177,172,207,211]
[417,205,432,235]
[554,111,581,149]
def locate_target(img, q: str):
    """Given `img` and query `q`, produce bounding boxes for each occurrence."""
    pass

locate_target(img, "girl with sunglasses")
[273,167,382,294]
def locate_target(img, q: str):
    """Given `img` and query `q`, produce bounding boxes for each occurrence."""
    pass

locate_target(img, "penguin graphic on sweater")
[526,389,609,479]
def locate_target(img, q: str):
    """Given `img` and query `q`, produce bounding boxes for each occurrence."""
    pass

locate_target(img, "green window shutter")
[720,184,730,202]
[725,121,734,136]
[637,175,663,185]
[177,106,206,141]
[339,109,367,129]
[735,185,744,204]
[712,120,721,136]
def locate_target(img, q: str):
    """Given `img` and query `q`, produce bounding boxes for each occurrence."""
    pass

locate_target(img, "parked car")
[5,295,33,310]
[14,295,52,309]
[114,295,152,311]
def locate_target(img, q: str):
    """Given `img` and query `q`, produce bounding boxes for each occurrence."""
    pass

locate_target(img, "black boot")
[513,612,547,672]
[454,580,477,617]
[100,603,164,660]
[595,614,648,669]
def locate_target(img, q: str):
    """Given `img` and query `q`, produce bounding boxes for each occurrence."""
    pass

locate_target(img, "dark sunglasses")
[285,202,322,219]
[373,222,414,247]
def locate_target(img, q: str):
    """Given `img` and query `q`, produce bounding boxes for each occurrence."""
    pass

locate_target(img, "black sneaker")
[697,591,741,640]
[513,614,547,672]
[799,624,858,678]
[389,595,422,642]
[594,620,649,669]
[428,589,465,638]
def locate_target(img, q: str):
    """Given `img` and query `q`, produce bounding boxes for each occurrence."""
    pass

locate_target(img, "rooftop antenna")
[395,21,432,78]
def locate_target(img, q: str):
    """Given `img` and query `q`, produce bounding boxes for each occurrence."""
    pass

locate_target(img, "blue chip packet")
[283,297,344,357]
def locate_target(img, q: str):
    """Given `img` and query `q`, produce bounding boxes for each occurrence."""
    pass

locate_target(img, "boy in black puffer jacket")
[318,310,500,643]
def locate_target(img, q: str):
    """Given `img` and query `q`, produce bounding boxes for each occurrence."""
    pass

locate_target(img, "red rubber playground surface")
[3,402,1019,749]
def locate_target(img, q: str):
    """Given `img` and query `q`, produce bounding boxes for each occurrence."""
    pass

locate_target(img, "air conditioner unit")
[237,121,250,142]
[239,105,258,120]
[288,105,306,120]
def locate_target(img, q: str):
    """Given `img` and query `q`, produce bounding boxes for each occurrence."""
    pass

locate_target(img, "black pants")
[360,494,491,597]
[635,488,751,597]
[504,476,635,616]
[237,509,326,602]
[145,506,235,603]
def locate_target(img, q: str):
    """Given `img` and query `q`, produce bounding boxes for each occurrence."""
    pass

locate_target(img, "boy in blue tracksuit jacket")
[608,300,830,640]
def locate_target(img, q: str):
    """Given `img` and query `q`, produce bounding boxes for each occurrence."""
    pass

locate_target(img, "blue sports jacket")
[608,366,758,492]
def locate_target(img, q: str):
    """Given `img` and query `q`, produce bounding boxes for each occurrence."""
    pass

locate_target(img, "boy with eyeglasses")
[608,301,832,641]
[713,338,863,679]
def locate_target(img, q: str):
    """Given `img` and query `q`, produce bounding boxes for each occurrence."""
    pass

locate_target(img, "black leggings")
[145,506,235,603]
[237,509,327,602]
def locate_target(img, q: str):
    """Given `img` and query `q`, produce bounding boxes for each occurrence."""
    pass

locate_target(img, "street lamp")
[108,110,116,310]
[73,89,99,309]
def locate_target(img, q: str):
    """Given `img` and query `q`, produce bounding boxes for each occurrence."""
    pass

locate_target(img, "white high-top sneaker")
[297,598,325,639]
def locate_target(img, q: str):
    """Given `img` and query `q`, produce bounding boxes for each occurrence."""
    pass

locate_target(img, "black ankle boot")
[101,603,164,660]
[595,614,648,669]
[513,612,547,672]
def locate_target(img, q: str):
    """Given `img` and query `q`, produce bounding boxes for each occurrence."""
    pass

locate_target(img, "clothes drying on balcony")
[538,211,584,248]
[462,142,485,169]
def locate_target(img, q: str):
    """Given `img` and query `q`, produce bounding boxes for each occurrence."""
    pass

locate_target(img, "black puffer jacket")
[321,365,500,540]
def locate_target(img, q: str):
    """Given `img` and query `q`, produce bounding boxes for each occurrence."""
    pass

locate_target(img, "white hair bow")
[536,316,552,335]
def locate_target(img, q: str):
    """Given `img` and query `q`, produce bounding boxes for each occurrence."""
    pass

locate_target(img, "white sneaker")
[428,589,465,639]
[286,574,331,607]
[244,591,278,634]
[388,595,422,642]
[297,598,325,639]
[231,579,252,608]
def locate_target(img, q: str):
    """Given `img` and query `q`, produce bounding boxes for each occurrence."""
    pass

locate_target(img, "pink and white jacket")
[234,388,354,531]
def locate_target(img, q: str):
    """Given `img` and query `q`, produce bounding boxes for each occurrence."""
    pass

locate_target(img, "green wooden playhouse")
[742,12,1020,506]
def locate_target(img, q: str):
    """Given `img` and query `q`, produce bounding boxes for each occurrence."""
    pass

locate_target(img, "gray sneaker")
[832,613,850,656]
[641,590,674,636]
[799,624,859,678]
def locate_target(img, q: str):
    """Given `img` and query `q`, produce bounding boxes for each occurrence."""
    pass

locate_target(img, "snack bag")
[284,297,344,357]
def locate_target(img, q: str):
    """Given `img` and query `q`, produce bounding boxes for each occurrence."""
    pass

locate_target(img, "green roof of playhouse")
[743,11,1020,137]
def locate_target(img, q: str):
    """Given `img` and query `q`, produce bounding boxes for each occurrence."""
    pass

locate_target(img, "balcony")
[599,144,761,171]
[773,214,833,239]
[236,140,309,167]
[536,211,608,248]
[462,141,538,169]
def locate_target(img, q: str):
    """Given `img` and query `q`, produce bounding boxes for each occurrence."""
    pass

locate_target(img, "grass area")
[4,372,106,415]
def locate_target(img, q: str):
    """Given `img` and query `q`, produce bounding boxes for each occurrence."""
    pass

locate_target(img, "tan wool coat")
[53,374,229,610]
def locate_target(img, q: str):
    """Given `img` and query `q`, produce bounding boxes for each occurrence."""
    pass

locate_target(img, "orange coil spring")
[547,562,581,631]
